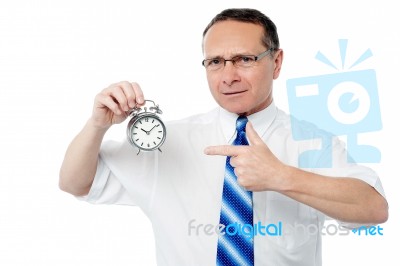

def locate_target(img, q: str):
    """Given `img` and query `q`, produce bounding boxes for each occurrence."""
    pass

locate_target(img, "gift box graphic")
[286,39,382,167]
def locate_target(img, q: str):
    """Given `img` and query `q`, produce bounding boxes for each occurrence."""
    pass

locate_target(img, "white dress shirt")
[82,102,385,266]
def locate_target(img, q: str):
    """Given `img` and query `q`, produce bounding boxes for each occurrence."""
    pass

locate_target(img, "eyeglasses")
[202,48,274,71]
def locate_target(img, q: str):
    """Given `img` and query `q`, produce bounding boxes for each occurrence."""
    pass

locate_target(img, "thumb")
[246,121,264,146]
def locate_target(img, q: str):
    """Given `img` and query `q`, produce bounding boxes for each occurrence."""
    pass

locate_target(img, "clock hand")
[148,125,157,133]
[141,128,149,134]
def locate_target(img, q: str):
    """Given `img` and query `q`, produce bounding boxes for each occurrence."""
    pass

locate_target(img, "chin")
[221,102,250,115]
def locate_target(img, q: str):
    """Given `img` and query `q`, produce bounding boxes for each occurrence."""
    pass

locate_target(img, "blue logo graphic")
[187,219,282,239]
[286,39,382,167]
[351,225,383,236]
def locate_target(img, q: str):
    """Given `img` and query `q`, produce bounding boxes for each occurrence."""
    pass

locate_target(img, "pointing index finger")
[204,145,245,157]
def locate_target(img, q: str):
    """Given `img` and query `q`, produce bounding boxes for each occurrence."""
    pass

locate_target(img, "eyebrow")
[205,52,254,59]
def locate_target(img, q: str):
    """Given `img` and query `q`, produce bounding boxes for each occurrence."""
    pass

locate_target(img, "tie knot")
[236,116,248,133]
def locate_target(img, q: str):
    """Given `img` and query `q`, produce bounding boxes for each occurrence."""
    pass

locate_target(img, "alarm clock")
[126,100,166,154]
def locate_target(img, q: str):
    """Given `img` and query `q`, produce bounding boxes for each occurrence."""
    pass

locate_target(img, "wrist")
[86,118,110,136]
[277,164,298,193]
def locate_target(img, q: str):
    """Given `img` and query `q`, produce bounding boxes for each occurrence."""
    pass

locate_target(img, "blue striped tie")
[217,116,254,266]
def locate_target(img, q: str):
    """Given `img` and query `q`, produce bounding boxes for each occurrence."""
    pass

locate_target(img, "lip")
[222,90,247,96]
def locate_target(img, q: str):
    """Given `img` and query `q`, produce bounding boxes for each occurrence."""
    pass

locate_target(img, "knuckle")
[105,81,122,90]
[120,80,130,86]
[131,82,142,91]
[131,81,139,88]
[234,167,243,177]
[94,92,102,100]
[95,93,108,104]
[237,176,248,187]
[112,105,120,112]
[242,147,251,155]
[106,86,121,95]
[101,87,111,94]
[223,146,231,154]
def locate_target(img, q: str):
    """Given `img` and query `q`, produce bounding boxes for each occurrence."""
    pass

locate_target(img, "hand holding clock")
[59,80,162,196]
[90,81,145,129]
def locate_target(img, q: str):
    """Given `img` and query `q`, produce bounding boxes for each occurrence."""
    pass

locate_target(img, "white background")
[0,0,398,265]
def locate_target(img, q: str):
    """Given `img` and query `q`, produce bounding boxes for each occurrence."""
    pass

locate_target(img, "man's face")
[203,20,283,116]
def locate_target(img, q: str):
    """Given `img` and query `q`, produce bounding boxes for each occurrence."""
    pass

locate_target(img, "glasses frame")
[202,48,274,70]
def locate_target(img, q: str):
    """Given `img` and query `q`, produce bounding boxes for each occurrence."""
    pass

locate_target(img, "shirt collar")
[219,101,278,143]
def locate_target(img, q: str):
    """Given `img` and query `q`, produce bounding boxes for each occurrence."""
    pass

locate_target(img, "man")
[59,8,388,265]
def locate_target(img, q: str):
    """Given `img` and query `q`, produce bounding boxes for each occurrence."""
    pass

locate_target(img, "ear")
[273,49,284,80]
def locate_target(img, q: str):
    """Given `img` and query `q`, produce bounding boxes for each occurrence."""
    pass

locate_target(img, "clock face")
[129,115,166,151]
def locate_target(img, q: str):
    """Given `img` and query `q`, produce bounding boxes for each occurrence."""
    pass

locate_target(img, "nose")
[221,61,240,86]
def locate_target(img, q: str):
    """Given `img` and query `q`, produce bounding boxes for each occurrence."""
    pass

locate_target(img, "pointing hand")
[204,122,289,192]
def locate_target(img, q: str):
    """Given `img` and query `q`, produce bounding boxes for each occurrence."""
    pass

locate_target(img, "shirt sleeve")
[77,139,158,209]
[78,155,136,206]
[313,136,387,228]
[314,136,386,198]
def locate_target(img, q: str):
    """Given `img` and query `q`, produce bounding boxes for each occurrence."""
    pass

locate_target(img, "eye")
[209,58,223,66]
[237,56,255,64]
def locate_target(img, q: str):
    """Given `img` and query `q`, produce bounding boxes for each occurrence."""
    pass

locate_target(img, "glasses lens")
[233,56,256,67]
[204,58,224,70]
[203,53,263,70]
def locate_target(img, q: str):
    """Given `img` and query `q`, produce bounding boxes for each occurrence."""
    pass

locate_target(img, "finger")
[246,121,264,146]
[204,145,246,156]
[130,82,145,106]
[229,156,240,168]
[229,155,236,167]
[107,86,130,112]
[117,81,138,109]
[96,93,122,115]
[237,176,252,191]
